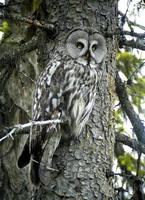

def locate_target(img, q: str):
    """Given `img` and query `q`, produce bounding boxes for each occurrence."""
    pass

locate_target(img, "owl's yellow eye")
[92,44,98,52]
[76,42,84,49]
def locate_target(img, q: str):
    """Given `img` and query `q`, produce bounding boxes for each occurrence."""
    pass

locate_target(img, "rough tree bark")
[0,0,118,199]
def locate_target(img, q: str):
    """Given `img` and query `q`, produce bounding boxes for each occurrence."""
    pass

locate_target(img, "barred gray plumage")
[18,29,107,186]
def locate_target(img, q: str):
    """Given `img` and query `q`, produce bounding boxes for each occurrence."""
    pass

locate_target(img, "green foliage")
[32,0,42,13]
[114,0,145,197]
[116,51,145,195]
[21,0,42,15]
[118,153,137,172]
[117,51,145,113]
[118,153,145,176]
[138,169,145,176]
[115,109,125,133]
[0,20,11,36]
[130,77,145,112]
[117,51,142,78]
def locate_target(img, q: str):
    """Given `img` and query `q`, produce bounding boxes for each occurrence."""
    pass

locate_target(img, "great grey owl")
[18,29,107,186]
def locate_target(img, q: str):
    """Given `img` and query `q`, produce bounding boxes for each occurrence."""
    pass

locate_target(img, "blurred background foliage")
[115,49,145,199]
[117,51,145,112]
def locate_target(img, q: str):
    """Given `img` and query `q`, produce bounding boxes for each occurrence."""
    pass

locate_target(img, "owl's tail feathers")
[30,153,41,187]
[17,137,31,168]
[38,131,61,186]
[18,131,62,187]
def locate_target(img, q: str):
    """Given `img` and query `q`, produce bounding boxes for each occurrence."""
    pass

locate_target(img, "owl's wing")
[30,60,63,153]
[18,60,64,185]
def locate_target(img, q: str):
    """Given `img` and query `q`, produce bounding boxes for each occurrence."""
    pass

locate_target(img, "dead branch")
[123,39,145,51]
[0,13,56,34]
[119,11,145,31]
[115,132,145,154]
[0,119,62,142]
[123,31,145,39]
[0,36,38,65]
[0,36,38,94]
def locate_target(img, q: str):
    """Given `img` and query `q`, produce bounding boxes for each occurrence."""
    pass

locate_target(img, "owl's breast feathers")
[32,60,98,138]
[63,63,97,136]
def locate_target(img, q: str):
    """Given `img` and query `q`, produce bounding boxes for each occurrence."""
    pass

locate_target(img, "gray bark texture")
[0,0,118,199]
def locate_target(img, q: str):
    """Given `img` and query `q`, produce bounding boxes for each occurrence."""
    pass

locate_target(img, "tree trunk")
[0,0,118,199]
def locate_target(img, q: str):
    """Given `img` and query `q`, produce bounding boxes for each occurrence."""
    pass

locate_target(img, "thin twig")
[108,171,143,181]
[19,71,36,84]
[119,11,145,31]
[136,152,141,176]
[127,62,145,84]
[32,159,59,172]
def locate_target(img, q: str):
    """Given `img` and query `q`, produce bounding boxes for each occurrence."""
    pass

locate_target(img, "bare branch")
[123,31,145,39]
[118,10,145,50]
[0,36,38,94]
[0,13,56,34]
[119,11,145,31]
[115,73,145,144]
[115,132,145,154]
[0,36,38,66]
[0,119,62,142]
[19,71,36,84]
[127,62,145,84]
[123,39,145,51]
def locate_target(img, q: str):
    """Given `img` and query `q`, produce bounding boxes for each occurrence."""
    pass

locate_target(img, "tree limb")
[115,73,145,144]
[123,39,145,51]
[119,11,145,31]
[123,31,145,39]
[118,10,145,50]
[115,132,145,154]
[0,36,38,65]
[0,36,38,94]
[0,13,56,34]
[0,119,62,142]
[127,62,145,84]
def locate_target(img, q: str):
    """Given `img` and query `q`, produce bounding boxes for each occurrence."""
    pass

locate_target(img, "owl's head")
[66,29,107,68]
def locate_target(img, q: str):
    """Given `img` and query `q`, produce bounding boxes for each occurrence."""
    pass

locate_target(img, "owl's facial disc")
[90,33,107,64]
[66,30,88,59]
[66,29,107,67]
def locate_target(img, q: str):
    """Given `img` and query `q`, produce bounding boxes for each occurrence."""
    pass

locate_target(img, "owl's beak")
[85,51,90,60]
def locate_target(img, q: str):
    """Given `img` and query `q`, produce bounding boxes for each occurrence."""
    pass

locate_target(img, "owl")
[18,29,107,186]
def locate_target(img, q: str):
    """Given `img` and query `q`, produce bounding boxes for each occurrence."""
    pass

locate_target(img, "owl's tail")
[18,131,61,186]
[17,137,31,168]
[17,136,42,186]
[34,131,61,186]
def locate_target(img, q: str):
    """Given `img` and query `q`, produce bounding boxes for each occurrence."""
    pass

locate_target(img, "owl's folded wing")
[18,61,63,186]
